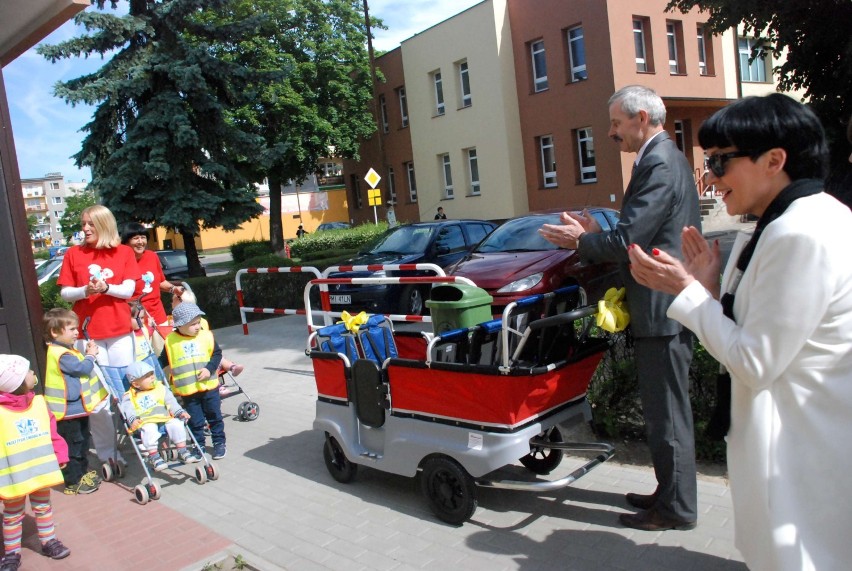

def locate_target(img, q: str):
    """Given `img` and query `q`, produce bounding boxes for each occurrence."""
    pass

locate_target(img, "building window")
[51,196,63,205]
[566,26,587,82]
[458,60,472,107]
[633,17,653,73]
[466,148,480,196]
[576,128,596,183]
[387,167,397,203]
[697,25,711,75]
[539,135,557,188]
[379,94,389,133]
[406,162,417,202]
[739,37,768,83]
[398,87,409,127]
[440,154,454,199]
[530,40,548,92]
[49,182,60,190]
[350,175,363,209]
[432,71,445,116]
[666,21,685,74]
[54,211,62,218]
[674,120,686,152]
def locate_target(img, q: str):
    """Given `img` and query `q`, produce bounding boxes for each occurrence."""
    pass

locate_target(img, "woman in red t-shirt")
[57,205,139,466]
[120,222,184,343]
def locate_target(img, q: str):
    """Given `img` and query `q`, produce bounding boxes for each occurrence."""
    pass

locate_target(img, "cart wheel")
[134,484,150,505]
[242,402,259,421]
[101,462,113,482]
[519,426,564,475]
[420,456,477,525]
[323,435,358,483]
[194,465,208,485]
[148,482,162,500]
[206,463,220,481]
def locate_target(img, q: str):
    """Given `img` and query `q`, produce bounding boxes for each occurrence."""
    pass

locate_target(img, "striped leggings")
[2,489,56,554]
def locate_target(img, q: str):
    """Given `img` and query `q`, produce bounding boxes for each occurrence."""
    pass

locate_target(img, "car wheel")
[397,285,424,316]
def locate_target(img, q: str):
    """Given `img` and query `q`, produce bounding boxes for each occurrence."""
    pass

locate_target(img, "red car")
[447,208,623,310]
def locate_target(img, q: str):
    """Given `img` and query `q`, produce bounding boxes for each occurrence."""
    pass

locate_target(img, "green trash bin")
[426,284,493,334]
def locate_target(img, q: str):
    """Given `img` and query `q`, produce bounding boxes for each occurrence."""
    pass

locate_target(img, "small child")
[172,288,243,378]
[43,308,108,495]
[0,354,71,570]
[160,302,228,459]
[120,362,198,470]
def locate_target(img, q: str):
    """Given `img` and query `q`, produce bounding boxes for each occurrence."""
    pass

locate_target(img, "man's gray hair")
[609,85,666,126]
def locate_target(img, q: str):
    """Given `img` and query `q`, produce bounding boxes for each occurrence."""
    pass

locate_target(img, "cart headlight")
[496,273,543,293]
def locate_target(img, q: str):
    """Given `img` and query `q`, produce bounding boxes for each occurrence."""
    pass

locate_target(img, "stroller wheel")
[115,460,125,478]
[148,482,162,500]
[134,484,150,505]
[194,465,208,485]
[206,463,220,481]
[101,462,114,482]
[239,401,260,421]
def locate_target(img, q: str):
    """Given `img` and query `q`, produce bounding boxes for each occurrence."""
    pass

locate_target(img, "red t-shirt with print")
[57,244,139,340]
[133,249,168,325]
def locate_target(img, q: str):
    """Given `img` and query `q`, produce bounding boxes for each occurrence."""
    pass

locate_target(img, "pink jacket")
[0,391,70,465]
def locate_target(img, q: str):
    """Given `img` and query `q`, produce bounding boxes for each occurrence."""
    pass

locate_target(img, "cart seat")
[357,315,398,364]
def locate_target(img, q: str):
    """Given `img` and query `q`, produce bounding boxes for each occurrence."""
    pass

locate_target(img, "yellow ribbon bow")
[596,287,630,333]
[339,310,368,333]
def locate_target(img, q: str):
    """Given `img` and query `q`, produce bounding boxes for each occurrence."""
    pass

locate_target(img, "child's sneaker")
[148,453,167,472]
[41,539,70,560]
[178,448,200,464]
[82,470,102,486]
[63,479,99,495]
[230,364,244,377]
[0,552,21,571]
[212,443,227,459]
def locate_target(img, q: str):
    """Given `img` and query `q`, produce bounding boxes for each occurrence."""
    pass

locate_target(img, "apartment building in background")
[20,172,79,248]
[344,0,793,225]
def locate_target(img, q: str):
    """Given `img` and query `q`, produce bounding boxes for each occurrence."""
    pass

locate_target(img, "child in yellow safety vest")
[119,362,199,470]
[159,302,227,460]
[0,354,71,570]
[43,308,108,496]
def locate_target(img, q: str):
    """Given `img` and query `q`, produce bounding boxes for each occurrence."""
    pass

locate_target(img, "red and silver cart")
[305,271,614,525]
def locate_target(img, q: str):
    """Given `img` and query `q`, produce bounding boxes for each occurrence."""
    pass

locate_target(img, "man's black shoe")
[619,508,697,531]
[625,491,659,510]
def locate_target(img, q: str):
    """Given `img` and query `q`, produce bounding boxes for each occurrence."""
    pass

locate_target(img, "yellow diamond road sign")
[368,188,382,206]
[364,168,381,189]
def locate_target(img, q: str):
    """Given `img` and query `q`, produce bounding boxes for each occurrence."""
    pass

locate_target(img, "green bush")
[587,329,726,463]
[289,222,387,258]
[230,240,273,264]
[39,280,71,312]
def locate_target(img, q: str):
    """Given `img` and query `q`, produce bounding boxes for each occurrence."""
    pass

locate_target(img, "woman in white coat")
[627,93,852,571]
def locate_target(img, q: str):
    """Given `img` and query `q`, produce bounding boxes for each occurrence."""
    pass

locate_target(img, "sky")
[4,0,483,183]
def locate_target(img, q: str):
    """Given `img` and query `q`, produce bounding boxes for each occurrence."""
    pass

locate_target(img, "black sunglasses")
[704,151,752,177]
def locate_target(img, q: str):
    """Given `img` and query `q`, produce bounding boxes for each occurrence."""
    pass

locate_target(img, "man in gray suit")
[540,85,700,531]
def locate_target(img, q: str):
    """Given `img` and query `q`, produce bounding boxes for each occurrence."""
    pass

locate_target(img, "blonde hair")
[43,308,78,343]
[82,204,121,248]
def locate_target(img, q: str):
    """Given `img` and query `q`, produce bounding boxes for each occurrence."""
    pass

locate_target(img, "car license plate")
[329,295,351,305]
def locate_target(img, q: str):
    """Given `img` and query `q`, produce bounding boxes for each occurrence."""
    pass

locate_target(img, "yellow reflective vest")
[0,395,64,500]
[44,344,108,421]
[124,382,173,425]
[164,330,218,396]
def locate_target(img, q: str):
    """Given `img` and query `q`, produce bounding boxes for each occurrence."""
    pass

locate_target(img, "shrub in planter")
[230,240,273,264]
[289,222,387,259]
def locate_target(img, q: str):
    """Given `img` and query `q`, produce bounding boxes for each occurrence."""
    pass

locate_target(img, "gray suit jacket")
[578,132,701,337]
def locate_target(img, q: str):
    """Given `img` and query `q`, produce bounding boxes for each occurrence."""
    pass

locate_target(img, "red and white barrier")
[235,266,322,335]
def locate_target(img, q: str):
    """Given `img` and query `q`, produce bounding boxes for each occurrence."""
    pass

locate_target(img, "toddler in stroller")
[119,362,200,471]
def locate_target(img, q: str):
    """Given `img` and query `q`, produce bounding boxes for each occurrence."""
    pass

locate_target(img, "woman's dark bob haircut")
[120,222,149,245]
[698,93,828,181]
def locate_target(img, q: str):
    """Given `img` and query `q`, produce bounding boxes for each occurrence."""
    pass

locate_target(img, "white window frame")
[440,154,454,199]
[458,60,472,107]
[51,196,63,205]
[633,19,648,72]
[531,40,548,92]
[406,162,417,202]
[398,87,409,127]
[539,135,557,188]
[379,94,389,133]
[697,25,708,75]
[576,128,596,183]
[467,148,480,196]
[739,37,767,83]
[387,167,397,203]
[567,26,587,82]
[49,182,60,190]
[433,71,445,116]
[667,22,680,74]
[674,120,686,152]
